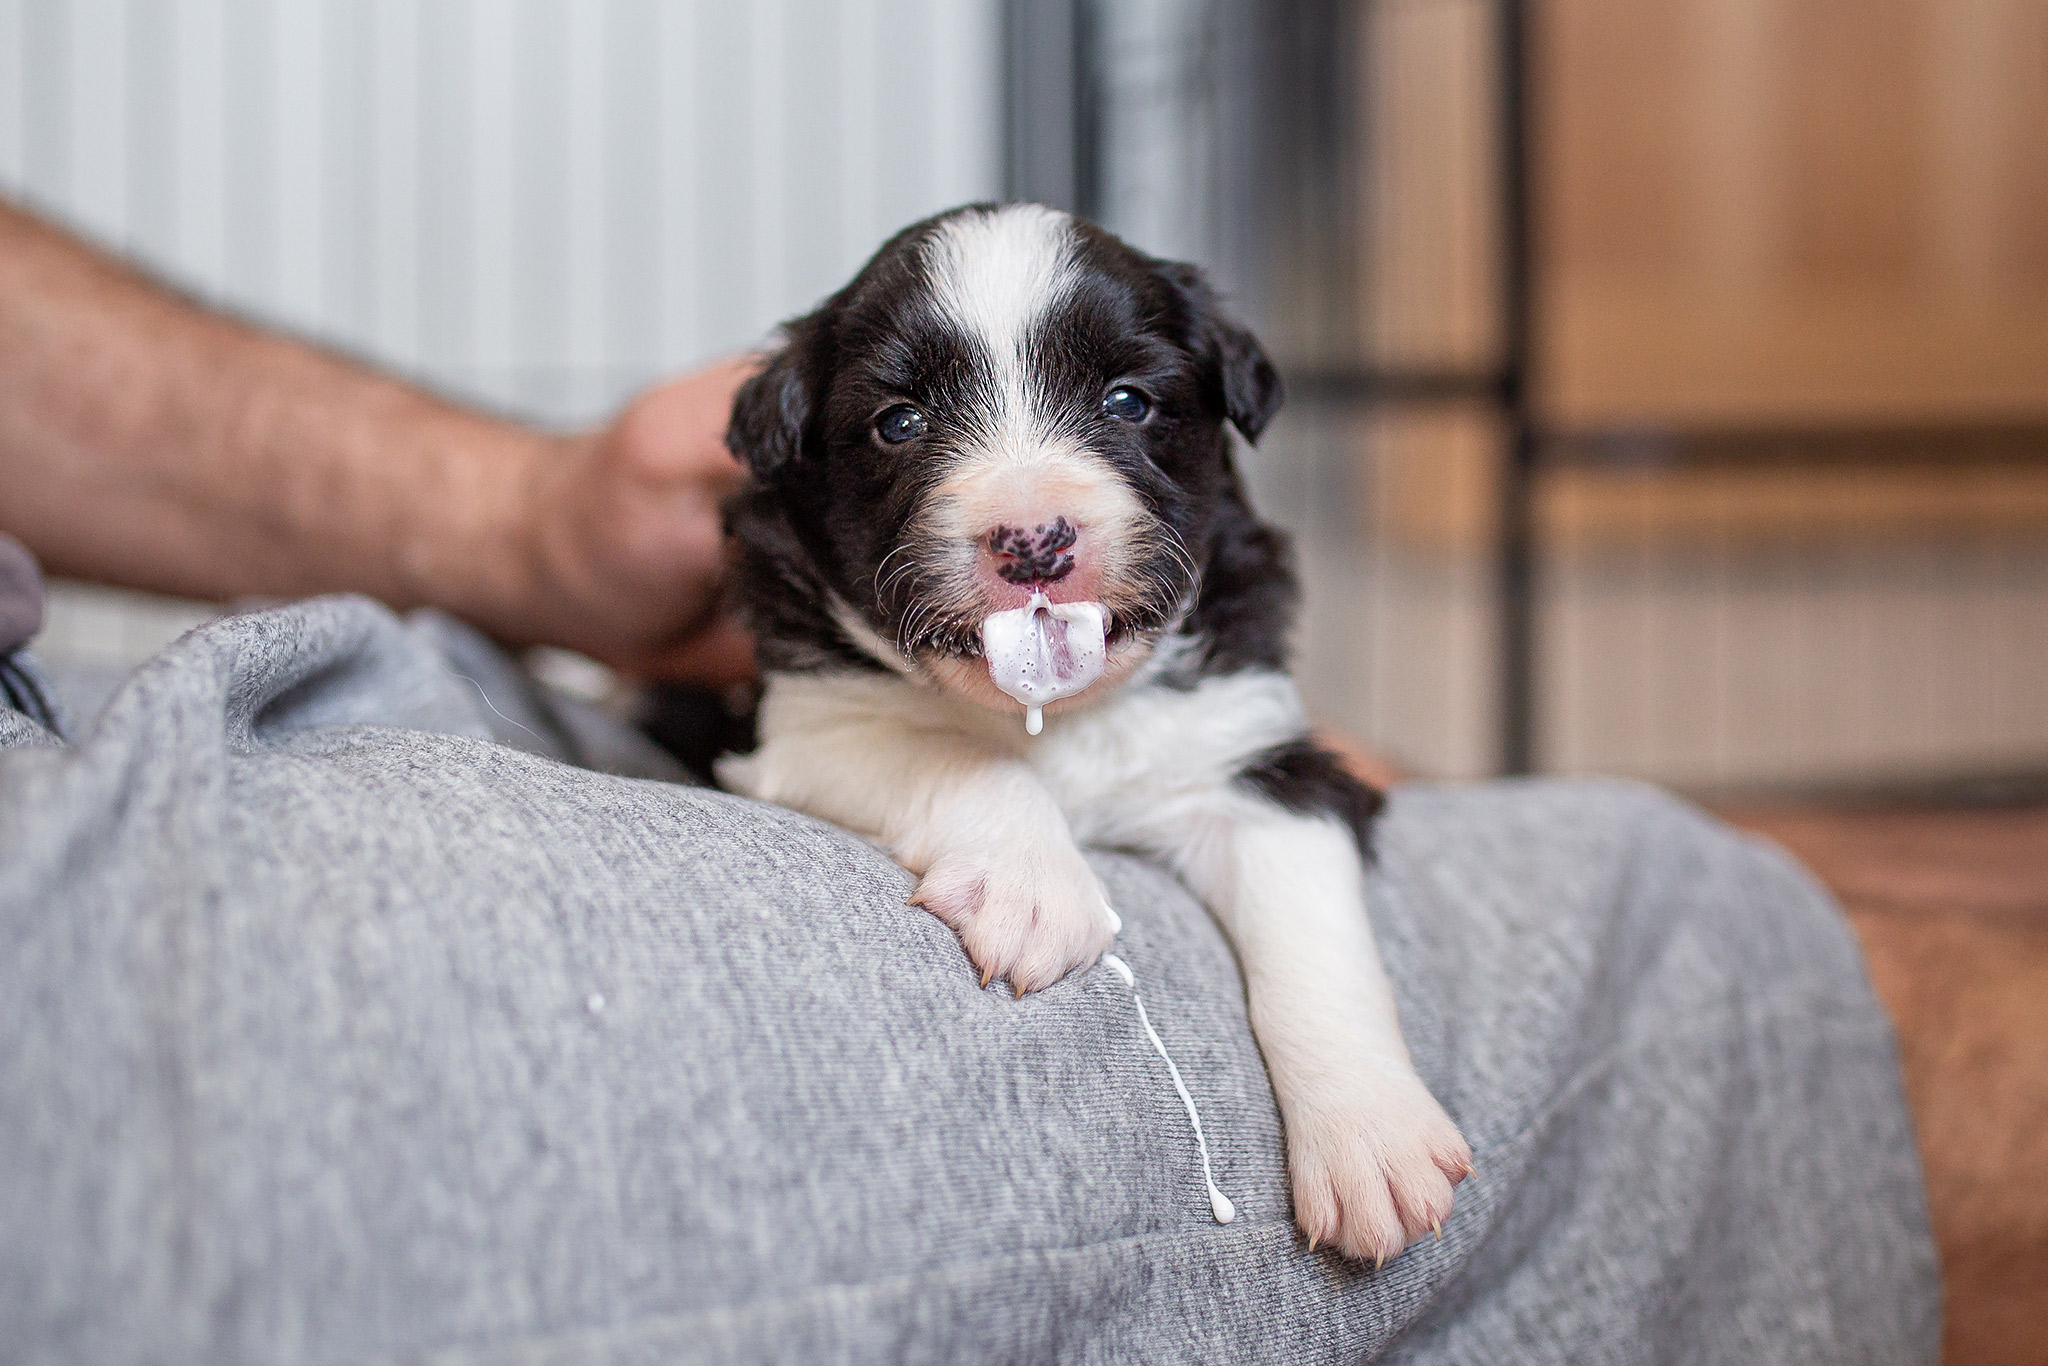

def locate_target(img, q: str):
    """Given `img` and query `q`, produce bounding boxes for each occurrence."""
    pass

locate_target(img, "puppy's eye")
[1102,386,1152,422]
[875,404,928,445]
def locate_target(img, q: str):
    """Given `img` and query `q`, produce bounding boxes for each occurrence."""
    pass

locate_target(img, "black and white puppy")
[717,203,1470,1265]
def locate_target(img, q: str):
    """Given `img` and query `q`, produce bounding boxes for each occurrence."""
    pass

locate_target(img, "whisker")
[896,600,932,655]
[1159,522,1203,602]
[880,566,925,617]
[873,542,920,606]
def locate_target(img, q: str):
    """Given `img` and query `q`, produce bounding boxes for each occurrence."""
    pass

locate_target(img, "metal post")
[1497,0,1538,776]
[1002,0,1096,216]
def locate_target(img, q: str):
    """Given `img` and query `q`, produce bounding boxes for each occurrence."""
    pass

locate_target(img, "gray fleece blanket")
[0,594,1939,1364]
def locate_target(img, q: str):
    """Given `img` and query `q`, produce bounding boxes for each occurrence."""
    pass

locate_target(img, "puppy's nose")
[986,517,1078,585]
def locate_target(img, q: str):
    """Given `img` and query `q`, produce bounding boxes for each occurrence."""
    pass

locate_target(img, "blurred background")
[1061,0,2048,795]
[6,0,2048,798]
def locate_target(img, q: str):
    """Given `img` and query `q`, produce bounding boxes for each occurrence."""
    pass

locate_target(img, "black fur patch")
[722,485,893,675]
[1236,739,1386,854]
[1173,476,1299,679]
[640,681,758,785]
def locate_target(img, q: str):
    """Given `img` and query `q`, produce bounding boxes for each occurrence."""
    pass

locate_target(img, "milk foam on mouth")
[980,592,1108,735]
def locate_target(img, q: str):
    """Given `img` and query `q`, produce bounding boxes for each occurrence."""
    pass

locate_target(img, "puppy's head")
[727,202,1281,713]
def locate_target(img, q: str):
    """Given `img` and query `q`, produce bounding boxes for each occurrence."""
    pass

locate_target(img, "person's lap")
[0,596,1938,1364]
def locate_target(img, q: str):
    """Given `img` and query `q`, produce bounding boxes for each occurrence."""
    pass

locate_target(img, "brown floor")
[1723,805,2048,1366]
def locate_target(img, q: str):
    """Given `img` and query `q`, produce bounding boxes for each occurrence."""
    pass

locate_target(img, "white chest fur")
[723,665,1310,854]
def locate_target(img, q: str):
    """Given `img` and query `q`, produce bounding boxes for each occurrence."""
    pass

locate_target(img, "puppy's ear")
[1156,260,1284,445]
[725,320,819,481]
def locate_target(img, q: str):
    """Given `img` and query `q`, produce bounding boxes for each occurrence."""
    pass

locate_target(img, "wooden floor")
[1723,803,2048,1366]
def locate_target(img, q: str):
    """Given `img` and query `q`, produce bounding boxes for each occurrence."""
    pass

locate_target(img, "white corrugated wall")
[0,0,1001,427]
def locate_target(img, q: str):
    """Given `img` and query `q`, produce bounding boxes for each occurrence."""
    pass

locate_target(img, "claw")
[1431,1218,1443,1242]
[1013,982,1026,999]
[905,890,925,908]
[1306,1235,1319,1254]
[1374,1251,1387,1272]
[979,966,994,989]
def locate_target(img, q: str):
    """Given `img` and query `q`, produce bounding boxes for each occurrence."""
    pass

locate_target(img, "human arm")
[0,198,752,682]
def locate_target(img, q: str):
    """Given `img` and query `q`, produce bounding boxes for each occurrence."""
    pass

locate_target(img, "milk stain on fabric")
[1102,952,1236,1225]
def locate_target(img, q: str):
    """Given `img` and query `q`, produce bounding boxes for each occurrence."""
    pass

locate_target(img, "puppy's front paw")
[909,837,1114,995]
[1287,1068,1473,1267]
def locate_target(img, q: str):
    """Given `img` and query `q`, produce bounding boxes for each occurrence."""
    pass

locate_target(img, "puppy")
[717,203,1470,1265]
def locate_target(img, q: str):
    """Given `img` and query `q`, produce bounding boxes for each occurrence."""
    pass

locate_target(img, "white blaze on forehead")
[922,204,1078,443]
[913,205,1166,631]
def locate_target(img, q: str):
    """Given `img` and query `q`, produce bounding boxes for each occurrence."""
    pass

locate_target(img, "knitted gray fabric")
[0,536,62,736]
[0,595,1939,1364]
[0,535,41,653]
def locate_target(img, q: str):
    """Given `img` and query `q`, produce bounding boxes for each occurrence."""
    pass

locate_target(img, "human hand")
[521,357,759,685]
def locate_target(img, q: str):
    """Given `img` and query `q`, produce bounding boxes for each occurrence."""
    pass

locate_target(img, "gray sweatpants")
[0,596,1939,1364]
